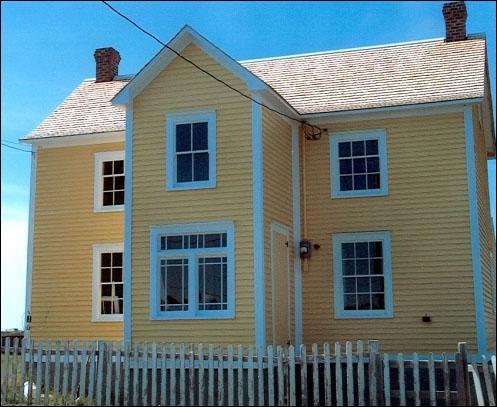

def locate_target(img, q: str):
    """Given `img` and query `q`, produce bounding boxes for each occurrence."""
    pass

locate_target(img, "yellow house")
[21,1,496,355]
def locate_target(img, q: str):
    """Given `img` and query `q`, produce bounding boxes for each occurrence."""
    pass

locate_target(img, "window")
[150,222,234,319]
[329,130,388,198]
[94,151,125,212]
[166,111,216,190]
[92,243,124,322]
[333,232,393,318]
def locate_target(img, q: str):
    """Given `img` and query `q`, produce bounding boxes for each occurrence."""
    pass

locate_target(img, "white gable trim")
[20,131,124,149]
[112,25,267,106]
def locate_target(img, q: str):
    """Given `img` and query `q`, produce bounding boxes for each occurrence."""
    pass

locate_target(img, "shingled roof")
[23,36,487,140]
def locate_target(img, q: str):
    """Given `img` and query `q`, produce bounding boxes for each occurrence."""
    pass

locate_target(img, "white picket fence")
[1,338,496,406]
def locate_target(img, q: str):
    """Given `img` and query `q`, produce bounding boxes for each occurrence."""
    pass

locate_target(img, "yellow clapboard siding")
[31,142,124,341]
[301,113,478,354]
[131,44,255,345]
[263,110,294,346]
[472,106,497,352]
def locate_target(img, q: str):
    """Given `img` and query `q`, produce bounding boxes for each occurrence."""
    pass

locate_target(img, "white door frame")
[270,223,291,346]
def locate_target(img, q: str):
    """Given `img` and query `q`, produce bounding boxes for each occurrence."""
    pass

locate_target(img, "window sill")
[92,315,124,322]
[335,310,393,319]
[94,205,125,213]
[150,310,235,321]
[331,189,388,199]
[166,181,216,191]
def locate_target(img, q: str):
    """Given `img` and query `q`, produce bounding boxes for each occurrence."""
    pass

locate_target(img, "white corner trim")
[252,96,265,350]
[464,106,487,355]
[93,150,125,212]
[123,103,133,342]
[165,110,217,191]
[291,124,303,347]
[92,243,124,322]
[24,145,37,338]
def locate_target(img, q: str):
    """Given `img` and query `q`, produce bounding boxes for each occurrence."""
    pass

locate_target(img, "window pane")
[102,284,112,297]
[101,253,111,267]
[338,142,351,157]
[176,124,191,152]
[357,294,370,310]
[341,243,355,259]
[371,277,384,292]
[112,268,122,283]
[113,252,123,267]
[204,234,221,248]
[356,259,369,275]
[103,192,114,206]
[356,277,370,293]
[366,157,379,173]
[344,294,356,310]
[339,159,352,175]
[114,160,124,174]
[193,153,209,181]
[166,236,183,250]
[369,241,383,257]
[370,258,383,275]
[177,154,192,183]
[114,176,125,190]
[372,294,385,310]
[354,174,366,190]
[103,161,113,175]
[365,139,378,155]
[117,299,123,314]
[221,233,227,247]
[189,235,197,249]
[103,177,113,191]
[343,277,356,293]
[353,158,366,173]
[115,284,123,298]
[101,268,111,283]
[204,264,222,303]
[352,140,365,156]
[101,301,112,314]
[192,122,208,150]
[343,260,355,276]
[355,242,369,258]
[367,174,380,189]
[114,191,124,205]
[340,176,353,191]
[166,265,186,305]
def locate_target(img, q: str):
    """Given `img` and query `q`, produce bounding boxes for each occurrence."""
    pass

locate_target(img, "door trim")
[270,223,291,346]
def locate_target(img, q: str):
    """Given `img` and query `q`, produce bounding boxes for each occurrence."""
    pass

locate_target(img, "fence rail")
[1,338,496,406]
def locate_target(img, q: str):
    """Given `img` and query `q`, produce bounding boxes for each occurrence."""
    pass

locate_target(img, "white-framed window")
[333,231,393,318]
[166,111,216,191]
[150,222,234,320]
[92,243,124,322]
[94,151,125,212]
[329,129,388,198]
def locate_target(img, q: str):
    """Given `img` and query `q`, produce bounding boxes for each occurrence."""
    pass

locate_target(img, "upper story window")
[329,129,388,198]
[166,111,216,191]
[333,231,393,319]
[94,151,125,212]
[92,243,124,322]
[150,222,234,320]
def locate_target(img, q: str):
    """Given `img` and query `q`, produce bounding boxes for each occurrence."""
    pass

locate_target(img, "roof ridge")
[239,36,484,64]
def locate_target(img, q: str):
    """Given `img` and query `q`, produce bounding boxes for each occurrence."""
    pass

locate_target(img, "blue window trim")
[166,111,217,191]
[332,231,393,319]
[329,129,388,198]
[149,221,235,320]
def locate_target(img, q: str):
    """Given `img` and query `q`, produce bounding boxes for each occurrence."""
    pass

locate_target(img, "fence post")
[368,340,379,406]
[458,342,471,406]
[2,337,11,403]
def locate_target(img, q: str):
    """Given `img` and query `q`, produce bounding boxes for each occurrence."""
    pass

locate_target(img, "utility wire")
[1,142,33,153]
[101,1,324,136]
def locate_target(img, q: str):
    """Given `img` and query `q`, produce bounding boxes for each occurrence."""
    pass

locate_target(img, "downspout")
[300,124,309,272]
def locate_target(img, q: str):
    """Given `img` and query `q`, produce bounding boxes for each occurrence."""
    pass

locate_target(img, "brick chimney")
[94,47,121,82]
[442,1,467,42]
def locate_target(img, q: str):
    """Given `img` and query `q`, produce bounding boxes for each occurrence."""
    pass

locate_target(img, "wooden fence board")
[288,345,296,407]
[227,345,234,406]
[336,342,343,407]
[357,341,365,407]
[383,353,390,407]
[347,341,355,406]
[79,340,88,402]
[481,355,495,406]
[238,345,244,406]
[398,353,406,407]
[70,339,79,403]
[35,339,43,406]
[11,338,19,403]
[301,344,308,406]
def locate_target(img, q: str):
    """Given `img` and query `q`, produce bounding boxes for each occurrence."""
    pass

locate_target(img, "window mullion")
[189,252,197,316]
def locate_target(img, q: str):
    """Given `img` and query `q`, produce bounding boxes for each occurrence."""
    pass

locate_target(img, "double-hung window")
[329,129,388,198]
[94,151,125,212]
[166,111,216,190]
[92,243,124,322]
[150,222,234,319]
[333,231,393,318]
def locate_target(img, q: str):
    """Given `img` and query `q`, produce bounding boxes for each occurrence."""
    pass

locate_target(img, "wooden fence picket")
[428,353,436,406]
[219,345,225,406]
[160,344,167,407]
[208,344,214,406]
[27,339,34,404]
[179,344,186,406]
[277,346,284,407]
[383,353,390,407]
[335,342,343,407]
[238,345,244,406]
[346,341,354,406]
[11,337,19,403]
[288,345,296,407]
[312,343,320,406]
[132,342,139,406]
[169,343,176,407]
[357,341,365,406]
[96,340,105,406]
[2,337,10,403]
[442,353,450,407]
[189,344,195,406]
[256,346,263,406]
[35,338,43,405]
[70,339,79,403]
[323,343,332,407]
[79,340,88,402]
[199,344,205,406]
[88,341,97,405]
[227,345,234,406]
[142,342,149,407]
[413,352,420,407]
[398,353,406,407]
[481,355,495,406]
[115,341,122,406]
[300,344,308,406]
[471,362,485,406]
[248,345,255,406]
[151,342,157,406]
[18,339,27,404]
[106,341,113,406]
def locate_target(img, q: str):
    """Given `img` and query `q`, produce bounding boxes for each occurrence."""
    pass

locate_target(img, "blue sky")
[1,1,495,330]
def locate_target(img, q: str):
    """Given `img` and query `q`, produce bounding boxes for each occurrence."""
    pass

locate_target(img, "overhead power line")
[1,142,33,153]
[101,1,324,137]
